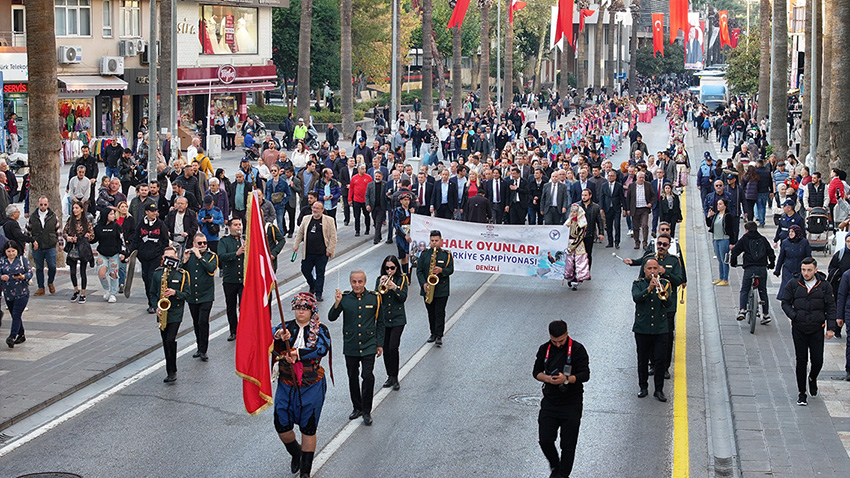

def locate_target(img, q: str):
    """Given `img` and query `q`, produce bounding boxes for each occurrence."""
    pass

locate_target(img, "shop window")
[199,5,257,55]
[103,0,113,38]
[97,95,123,137]
[55,0,92,37]
[121,0,141,38]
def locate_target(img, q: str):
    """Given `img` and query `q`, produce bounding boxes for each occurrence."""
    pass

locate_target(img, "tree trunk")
[297,0,313,122]
[452,25,463,115]
[26,0,63,266]
[770,0,789,160]
[628,14,637,90]
[422,0,434,123]
[504,11,514,109]
[817,0,832,171]
[799,0,812,162]
[159,0,174,130]
[576,29,586,93]
[593,8,606,89]
[534,36,547,95]
[607,14,616,90]
[757,0,771,120]
[429,30,447,102]
[479,0,490,104]
[559,44,570,96]
[829,0,850,170]
[341,0,354,137]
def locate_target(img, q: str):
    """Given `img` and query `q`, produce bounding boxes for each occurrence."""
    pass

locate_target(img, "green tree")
[725,33,759,95]
[271,0,340,95]
[634,41,686,77]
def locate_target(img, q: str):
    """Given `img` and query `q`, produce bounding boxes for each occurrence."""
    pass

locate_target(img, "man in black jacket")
[485,168,508,224]
[104,137,123,179]
[132,203,170,314]
[599,170,624,248]
[780,257,839,406]
[27,196,61,295]
[166,197,199,243]
[730,221,776,325]
[505,167,528,225]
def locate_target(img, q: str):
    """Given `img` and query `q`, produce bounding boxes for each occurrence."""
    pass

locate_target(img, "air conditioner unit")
[118,40,137,57]
[100,56,125,75]
[140,46,149,65]
[135,39,146,52]
[58,45,83,64]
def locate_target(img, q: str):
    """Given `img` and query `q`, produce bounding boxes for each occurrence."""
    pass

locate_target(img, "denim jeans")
[713,239,730,281]
[32,247,57,289]
[6,297,27,339]
[720,136,729,151]
[275,206,286,232]
[98,253,120,296]
[739,266,769,314]
[756,193,769,225]
[105,166,119,179]
[118,260,127,287]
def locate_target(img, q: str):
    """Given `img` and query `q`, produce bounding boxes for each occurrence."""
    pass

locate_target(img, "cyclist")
[730,221,776,324]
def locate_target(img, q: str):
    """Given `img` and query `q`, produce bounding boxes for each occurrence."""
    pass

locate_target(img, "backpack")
[749,236,768,264]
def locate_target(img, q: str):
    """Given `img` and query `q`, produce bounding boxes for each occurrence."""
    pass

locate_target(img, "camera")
[163,256,180,269]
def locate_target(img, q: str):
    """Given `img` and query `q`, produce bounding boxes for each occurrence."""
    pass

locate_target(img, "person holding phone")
[533,320,590,478]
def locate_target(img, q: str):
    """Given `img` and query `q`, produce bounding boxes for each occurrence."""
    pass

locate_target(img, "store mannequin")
[235,14,255,53]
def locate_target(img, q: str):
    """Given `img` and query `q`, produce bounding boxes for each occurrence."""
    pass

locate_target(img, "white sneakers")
[108,295,117,303]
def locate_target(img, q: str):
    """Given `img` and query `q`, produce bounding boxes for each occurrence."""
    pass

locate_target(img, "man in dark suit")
[650,169,670,237]
[570,168,596,204]
[466,188,492,223]
[579,188,606,270]
[506,167,528,225]
[485,168,508,224]
[430,169,458,219]
[527,168,547,225]
[599,170,624,248]
[165,196,199,243]
[540,171,570,225]
[412,172,434,216]
[627,172,656,250]
[171,179,200,212]
[338,157,355,226]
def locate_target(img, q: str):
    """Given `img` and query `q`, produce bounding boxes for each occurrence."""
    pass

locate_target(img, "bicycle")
[741,274,760,334]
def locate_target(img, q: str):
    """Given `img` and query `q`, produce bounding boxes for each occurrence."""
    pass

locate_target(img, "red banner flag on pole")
[730,28,740,48]
[579,9,595,33]
[447,0,472,29]
[234,190,277,415]
[652,13,665,58]
[718,10,731,49]
[554,0,575,47]
[669,0,689,44]
[509,0,526,23]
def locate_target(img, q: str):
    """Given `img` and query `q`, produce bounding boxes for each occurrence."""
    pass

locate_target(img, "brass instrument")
[652,273,669,301]
[378,275,391,294]
[157,266,172,330]
[425,248,440,304]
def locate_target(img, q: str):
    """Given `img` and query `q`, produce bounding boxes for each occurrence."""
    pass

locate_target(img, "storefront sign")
[201,0,289,7]
[0,53,28,82]
[176,18,198,36]
[218,64,237,84]
[3,83,27,93]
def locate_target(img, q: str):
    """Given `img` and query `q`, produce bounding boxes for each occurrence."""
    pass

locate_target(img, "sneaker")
[103,291,111,301]
[70,291,80,302]
[627,229,634,237]
[797,393,808,406]
[760,315,772,325]
[809,377,818,397]
[736,310,746,321]
[78,295,87,304]
[711,279,721,285]
[118,284,125,294]
[717,280,729,286]
[108,295,117,303]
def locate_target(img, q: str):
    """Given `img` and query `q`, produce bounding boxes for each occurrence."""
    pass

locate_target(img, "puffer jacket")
[780,271,837,334]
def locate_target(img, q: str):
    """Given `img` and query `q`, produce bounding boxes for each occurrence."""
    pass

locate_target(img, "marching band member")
[183,233,219,362]
[151,247,190,383]
[632,258,672,402]
[219,217,245,342]
[416,230,454,347]
[376,255,408,391]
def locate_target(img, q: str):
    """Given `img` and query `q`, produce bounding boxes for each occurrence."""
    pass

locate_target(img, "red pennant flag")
[730,28,740,48]
[234,190,277,415]
[509,0,527,23]
[718,10,731,49]
[579,9,595,34]
[554,0,575,47]
[447,0,472,30]
[652,13,665,58]
[669,0,689,44]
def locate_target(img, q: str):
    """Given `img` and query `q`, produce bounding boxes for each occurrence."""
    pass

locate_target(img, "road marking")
[311,273,499,473]
[0,242,382,457]
[673,191,690,477]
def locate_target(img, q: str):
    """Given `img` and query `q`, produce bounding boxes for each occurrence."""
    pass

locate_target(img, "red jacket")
[828,177,845,204]
[348,173,372,203]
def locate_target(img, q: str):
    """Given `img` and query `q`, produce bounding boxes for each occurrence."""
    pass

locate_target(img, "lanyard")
[545,337,572,364]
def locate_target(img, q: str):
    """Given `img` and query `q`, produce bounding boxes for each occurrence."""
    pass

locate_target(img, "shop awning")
[177,81,276,96]
[58,75,129,92]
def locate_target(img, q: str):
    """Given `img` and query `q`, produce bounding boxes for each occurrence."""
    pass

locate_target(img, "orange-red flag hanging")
[509,0,526,23]
[730,28,740,48]
[718,10,731,49]
[652,13,665,58]
[447,0,472,30]
[234,190,277,415]
[555,0,575,47]
[579,9,595,34]
[669,0,689,44]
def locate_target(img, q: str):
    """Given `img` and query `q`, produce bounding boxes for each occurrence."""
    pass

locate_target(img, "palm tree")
[296,0,313,122]
[504,1,514,109]
[593,2,608,91]
[816,0,832,171]
[422,0,434,123]
[757,0,771,121]
[607,1,623,90]
[828,0,850,169]
[341,0,354,137]
[575,1,588,94]
[799,0,813,162]
[559,42,571,98]
[628,1,638,90]
[479,0,492,105]
[26,0,62,263]
[769,0,788,160]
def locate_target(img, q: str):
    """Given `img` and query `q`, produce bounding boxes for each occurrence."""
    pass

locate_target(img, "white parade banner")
[410,214,572,280]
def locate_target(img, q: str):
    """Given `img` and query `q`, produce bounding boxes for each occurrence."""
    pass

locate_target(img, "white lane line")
[310,273,499,474]
[0,243,382,457]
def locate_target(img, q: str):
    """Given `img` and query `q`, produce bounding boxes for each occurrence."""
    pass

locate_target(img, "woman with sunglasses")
[376,255,408,391]
[182,232,219,361]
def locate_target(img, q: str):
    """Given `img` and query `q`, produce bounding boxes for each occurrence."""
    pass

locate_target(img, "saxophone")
[157,266,172,331]
[425,248,440,304]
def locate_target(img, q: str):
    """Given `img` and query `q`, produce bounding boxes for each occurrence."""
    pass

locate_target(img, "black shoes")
[193,351,202,358]
[5,337,14,348]
[348,409,363,420]
[392,380,400,391]
[654,391,667,402]
[316,294,323,302]
[362,413,373,426]
[797,393,808,406]
[163,373,177,383]
[227,334,237,342]
[200,353,209,362]
[147,306,156,314]
[426,335,436,343]
[605,244,614,248]
[385,239,393,244]
[70,291,79,302]
[435,337,443,347]
[664,371,671,380]
[373,240,380,245]
[283,440,302,474]
[638,388,648,398]
[809,377,818,397]
[845,371,850,382]
[355,232,360,237]
[383,377,400,390]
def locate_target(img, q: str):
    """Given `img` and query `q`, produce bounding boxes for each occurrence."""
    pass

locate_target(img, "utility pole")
[809,0,817,168]
[391,0,398,132]
[148,0,159,185]
[497,0,501,112]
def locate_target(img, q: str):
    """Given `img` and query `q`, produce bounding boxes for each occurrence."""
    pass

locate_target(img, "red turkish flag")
[579,9,595,34]
[719,10,732,49]
[447,0,472,29]
[509,0,526,23]
[730,28,740,48]
[234,190,277,415]
[554,0,575,47]
[652,13,665,58]
[669,0,689,44]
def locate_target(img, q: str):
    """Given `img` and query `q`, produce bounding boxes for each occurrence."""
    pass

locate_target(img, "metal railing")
[0,31,27,47]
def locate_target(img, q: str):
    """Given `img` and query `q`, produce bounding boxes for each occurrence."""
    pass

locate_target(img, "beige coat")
[293,213,338,259]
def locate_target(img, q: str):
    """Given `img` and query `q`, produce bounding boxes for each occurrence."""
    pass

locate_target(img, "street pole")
[809,0,817,168]
[391,0,398,133]
[169,0,177,137]
[497,0,502,112]
[147,0,159,185]
[746,0,750,46]
[767,8,774,135]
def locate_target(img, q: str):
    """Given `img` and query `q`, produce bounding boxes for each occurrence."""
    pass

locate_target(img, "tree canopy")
[724,32,759,95]
[272,0,340,90]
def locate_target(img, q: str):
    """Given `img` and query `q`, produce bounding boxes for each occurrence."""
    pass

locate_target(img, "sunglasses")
[385,266,396,270]
[196,241,207,245]
[657,242,670,247]
[38,203,48,206]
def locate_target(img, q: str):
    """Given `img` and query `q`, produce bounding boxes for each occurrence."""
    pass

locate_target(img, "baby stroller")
[807,207,832,255]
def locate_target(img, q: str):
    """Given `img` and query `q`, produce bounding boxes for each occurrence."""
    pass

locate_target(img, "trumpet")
[378,275,391,294]
[651,273,669,301]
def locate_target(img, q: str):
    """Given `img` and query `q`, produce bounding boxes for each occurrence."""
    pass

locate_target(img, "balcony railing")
[0,31,27,48]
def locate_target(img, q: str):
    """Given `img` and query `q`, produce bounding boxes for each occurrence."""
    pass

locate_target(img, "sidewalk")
[0,222,372,431]
[688,131,850,477]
